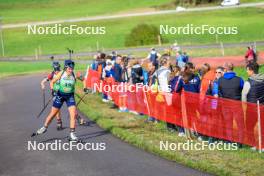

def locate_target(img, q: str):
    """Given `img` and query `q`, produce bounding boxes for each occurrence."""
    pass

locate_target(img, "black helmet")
[52,61,61,71]
[64,59,75,69]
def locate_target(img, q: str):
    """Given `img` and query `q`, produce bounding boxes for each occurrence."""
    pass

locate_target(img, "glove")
[51,89,58,97]
[83,88,92,94]
[83,88,89,94]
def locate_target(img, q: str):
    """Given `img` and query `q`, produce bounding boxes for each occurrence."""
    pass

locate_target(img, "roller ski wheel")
[67,137,83,143]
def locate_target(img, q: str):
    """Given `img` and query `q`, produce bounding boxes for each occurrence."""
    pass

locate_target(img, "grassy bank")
[1,7,264,57]
[0,0,174,24]
[1,0,263,24]
[76,65,264,176]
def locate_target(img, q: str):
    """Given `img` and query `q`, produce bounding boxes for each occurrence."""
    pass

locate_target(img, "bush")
[125,24,165,47]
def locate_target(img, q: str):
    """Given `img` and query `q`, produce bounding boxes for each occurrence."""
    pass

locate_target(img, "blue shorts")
[53,92,76,109]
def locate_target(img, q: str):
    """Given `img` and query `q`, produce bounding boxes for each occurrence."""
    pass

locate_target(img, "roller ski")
[76,115,89,126]
[68,131,82,143]
[56,119,64,131]
[31,126,47,137]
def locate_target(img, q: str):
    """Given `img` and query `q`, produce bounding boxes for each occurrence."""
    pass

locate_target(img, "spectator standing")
[176,51,186,70]
[175,62,201,137]
[113,55,123,83]
[218,62,245,145]
[102,59,114,102]
[154,55,172,128]
[245,46,257,64]
[131,59,144,84]
[147,48,161,69]
[146,62,158,122]
[242,62,264,104]
[242,62,264,148]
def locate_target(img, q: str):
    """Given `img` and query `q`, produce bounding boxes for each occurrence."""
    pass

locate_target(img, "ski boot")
[31,126,47,137]
[56,119,63,131]
[68,131,82,143]
[77,115,88,126]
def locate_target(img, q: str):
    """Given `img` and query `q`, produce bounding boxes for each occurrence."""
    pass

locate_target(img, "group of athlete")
[32,59,88,142]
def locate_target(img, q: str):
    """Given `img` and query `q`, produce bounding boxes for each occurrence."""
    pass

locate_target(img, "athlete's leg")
[44,94,64,127]
[35,94,63,135]
[34,107,60,135]
[56,110,63,130]
[66,94,79,141]
[69,106,77,129]
[44,107,60,127]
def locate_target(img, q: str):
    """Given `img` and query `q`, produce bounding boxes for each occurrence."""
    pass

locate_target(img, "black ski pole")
[67,48,73,59]
[37,96,53,118]
[42,89,45,109]
[76,93,87,107]
[75,93,88,106]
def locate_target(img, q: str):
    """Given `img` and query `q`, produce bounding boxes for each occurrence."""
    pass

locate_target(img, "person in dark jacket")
[173,62,201,137]
[146,62,158,122]
[113,55,123,83]
[131,59,143,84]
[147,48,161,69]
[179,62,201,93]
[242,62,264,148]
[219,62,244,100]
[169,65,182,131]
[242,62,264,104]
[147,62,157,87]
[110,55,123,109]
[218,62,245,145]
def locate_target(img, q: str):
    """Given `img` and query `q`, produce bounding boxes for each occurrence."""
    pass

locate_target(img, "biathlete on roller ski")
[40,61,87,127]
[40,61,64,130]
[33,59,88,142]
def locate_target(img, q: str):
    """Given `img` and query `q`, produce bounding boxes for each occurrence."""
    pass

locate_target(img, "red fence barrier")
[85,69,264,149]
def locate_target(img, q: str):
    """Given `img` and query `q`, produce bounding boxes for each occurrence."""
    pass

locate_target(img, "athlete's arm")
[50,71,63,90]
[40,78,48,90]
[41,73,53,90]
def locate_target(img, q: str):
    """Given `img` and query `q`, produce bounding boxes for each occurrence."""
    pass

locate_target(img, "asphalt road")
[0,74,210,176]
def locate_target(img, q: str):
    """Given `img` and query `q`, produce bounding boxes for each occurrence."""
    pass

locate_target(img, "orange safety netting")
[85,69,264,149]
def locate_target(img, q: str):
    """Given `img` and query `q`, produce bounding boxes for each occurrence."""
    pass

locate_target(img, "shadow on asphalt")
[38,130,109,143]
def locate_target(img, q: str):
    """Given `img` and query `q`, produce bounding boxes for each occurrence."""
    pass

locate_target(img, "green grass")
[235,65,264,79]
[76,66,264,176]
[1,7,264,57]
[1,0,263,24]
[0,0,174,24]
[0,61,86,78]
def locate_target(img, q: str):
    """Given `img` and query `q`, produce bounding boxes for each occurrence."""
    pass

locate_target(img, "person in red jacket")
[199,63,216,98]
[245,46,256,64]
